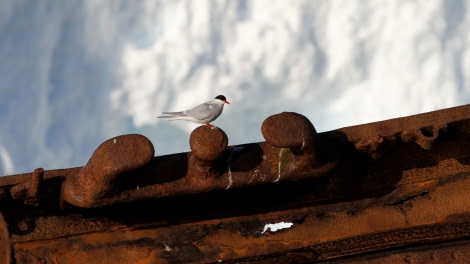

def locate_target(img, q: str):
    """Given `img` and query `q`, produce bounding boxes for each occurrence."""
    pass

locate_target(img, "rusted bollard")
[61,134,154,208]
[261,112,319,176]
[189,126,228,175]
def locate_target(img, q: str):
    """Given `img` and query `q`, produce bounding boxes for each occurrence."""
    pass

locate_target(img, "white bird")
[158,95,230,128]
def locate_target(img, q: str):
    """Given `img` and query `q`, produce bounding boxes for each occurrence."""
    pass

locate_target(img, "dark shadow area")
[209,143,264,176]
[2,176,65,237]
[116,152,189,190]
[446,120,470,166]
[227,144,264,172]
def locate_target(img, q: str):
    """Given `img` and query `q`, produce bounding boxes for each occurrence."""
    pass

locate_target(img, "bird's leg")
[205,123,214,128]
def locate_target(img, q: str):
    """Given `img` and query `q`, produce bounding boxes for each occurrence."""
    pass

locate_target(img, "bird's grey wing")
[185,102,216,120]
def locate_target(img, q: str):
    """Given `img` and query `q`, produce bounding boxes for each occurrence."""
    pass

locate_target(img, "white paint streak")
[248,169,259,184]
[226,167,233,190]
[164,243,171,252]
[253,169,267,182]
[275,149,283,182]
[300,130,306,150]
[226,146,243,189]
[262,222,294,234]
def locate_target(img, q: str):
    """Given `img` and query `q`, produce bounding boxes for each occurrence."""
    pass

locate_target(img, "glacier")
[0,0,469,175]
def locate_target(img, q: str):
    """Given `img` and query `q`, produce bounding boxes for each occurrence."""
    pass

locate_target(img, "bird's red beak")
[224,100,230,105]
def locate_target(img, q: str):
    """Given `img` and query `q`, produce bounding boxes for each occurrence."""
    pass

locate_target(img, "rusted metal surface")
[262,112,319,169]
[0,104,470,263]
[190,126,228,161]
[61,134,155,207]
[0,212,10,264]
[320,240,470,263]
[10,168,43,206]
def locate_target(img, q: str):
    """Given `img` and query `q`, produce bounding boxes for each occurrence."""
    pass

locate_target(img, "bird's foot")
[205,123,217,129]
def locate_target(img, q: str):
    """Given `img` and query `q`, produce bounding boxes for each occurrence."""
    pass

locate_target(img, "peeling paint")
[254,169,267,182]
[164,243,171,252]
[226,152,233,190]
[262,222,294,233]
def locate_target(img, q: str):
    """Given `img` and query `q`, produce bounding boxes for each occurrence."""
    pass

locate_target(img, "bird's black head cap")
[215,95,226,101]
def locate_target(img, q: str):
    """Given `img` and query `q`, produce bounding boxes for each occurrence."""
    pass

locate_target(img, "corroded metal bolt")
[189,126,228,172]
[10,167,43,206]
[262,112,318,167]
[61,134,154,208]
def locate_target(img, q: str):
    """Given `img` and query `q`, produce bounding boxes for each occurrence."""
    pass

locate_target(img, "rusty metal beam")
[1,105,468,206]
[1,104,470,263]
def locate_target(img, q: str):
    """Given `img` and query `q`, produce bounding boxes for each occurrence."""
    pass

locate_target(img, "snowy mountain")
[1,0,469,175]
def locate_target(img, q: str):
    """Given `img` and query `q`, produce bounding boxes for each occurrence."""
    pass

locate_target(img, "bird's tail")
[157,111,185,118]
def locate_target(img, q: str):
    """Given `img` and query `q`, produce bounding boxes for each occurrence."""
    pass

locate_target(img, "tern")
[158,95,230,128]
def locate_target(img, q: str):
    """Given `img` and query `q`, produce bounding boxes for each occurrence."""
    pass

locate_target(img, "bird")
[158,95,230,128]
